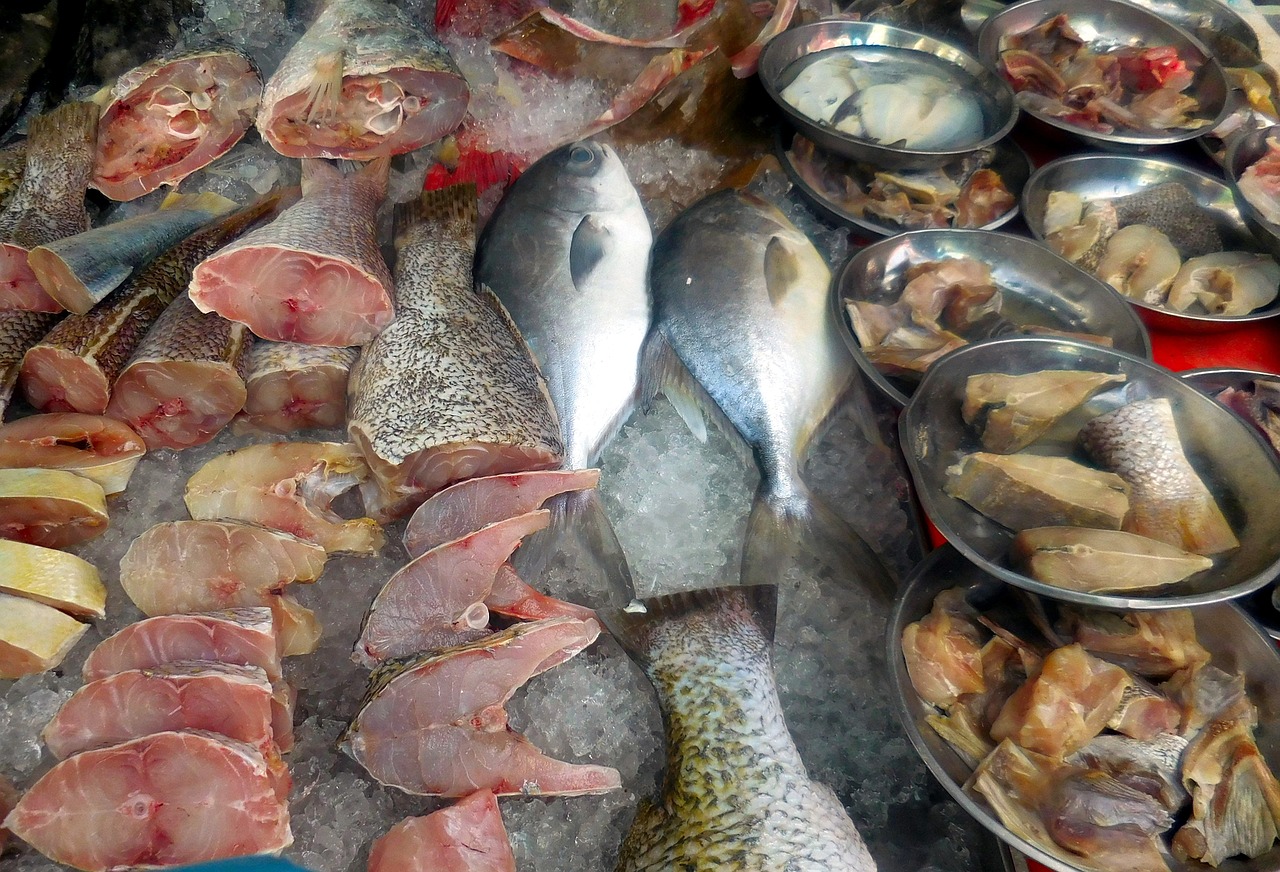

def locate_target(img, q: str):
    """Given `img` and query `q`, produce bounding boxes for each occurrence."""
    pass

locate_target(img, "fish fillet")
[0,539,105,617]
[235,341,358,434]
[0,413,145,494]
[0,591,88,679]
[0,466,108,548]
[367,791,516,872]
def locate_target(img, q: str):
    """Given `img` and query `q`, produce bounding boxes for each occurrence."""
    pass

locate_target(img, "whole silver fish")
[475,140,652,605]
[600,585,877,872]
[646,188,891,594]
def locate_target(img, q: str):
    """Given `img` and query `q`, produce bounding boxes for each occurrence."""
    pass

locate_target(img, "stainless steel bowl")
[900,336,1280,608]
[833,229,1152,406]
[889,543,1280,872]
[777,128,1032,237]
[1226,124,1280,260]
[759,20,1019,170]
[975,0,1231,149]
[1022,153,1280,333]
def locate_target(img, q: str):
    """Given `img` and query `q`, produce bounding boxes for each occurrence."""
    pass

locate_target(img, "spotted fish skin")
[347,184,562,521]
[600,586,877,872]
[0,101,97,250]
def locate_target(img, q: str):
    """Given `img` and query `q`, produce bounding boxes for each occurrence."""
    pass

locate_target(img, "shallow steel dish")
[1226,124,1280,260]
[889,543,1280,872]
[1022,153,1280,333]
[833,229,1151,407]
[976,0,1230,149]
[759,19,1018,170]
[899,336,1280,609]
[777,128,1032,237]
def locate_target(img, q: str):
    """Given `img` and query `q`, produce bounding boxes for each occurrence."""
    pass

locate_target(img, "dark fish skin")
[1108,183,1222,258]
[0,309,58,417]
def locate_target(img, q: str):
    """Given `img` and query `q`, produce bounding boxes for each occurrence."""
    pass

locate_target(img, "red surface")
[1148,321,1280,375]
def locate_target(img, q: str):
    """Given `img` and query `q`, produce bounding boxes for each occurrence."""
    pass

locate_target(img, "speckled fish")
[29,190,236,315]
[0,539,105,617]
[1080,398,1239,556]
[190,159,393,346]
[257,0,469,160]
[0,466,108,548]
[599,585,876,872]
[0,413,144,494]
[20,192,281,416]
[0,101,97,312]
[0,141,26,209]
[0,591,88,679]
[367,791,516,872]
[348,184,562,521]
[234,341,359,434]
[104,291,253,450]
[93,43,263,201]
[475,141,651,606]
[0,309,59,417]
[645,188,891,594]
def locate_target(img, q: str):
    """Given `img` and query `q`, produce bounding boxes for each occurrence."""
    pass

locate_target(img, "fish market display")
[0,309,59,417]
[344,617,621,797]
[28,191,237,315]
[257,0,469,160]
[367,790,516,872]
[190,159,394,346]
[0,540,105,617]
[649,187,889,594]
[1238,134,1280,225]
[104,291,253,450]
[1012,527,1214,592]
[0,413,145,494]
[20,193,280,417]
[903,587,1280,870]
[184,441,385,554]
[0,591,89,679]
[1212,377,1280,455]
[235,342,358,434]
[120,520,327,656]
[962,370,1126,453]
[475,141,650,605]
[3,731,293,871]
[93,44,263,201]
[600,585,875,871]
[786,135,1017,230]
[348,185,561,520]
[997,13,1211,135]
[0,466,109,548]
[0,102,98,313]
[780,48,984,150]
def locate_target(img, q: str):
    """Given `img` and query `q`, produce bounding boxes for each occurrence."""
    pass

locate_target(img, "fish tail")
[743,478,895,601]
[511,488,635,609]
[158,190,238,217]
[25,101,98,166]
[356,155,391,199]
[598,584,777,669]
[393,183,477,250]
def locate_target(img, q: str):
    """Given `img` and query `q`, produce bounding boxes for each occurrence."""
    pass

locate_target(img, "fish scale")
[0,101,97,250]
[0,310,58,416]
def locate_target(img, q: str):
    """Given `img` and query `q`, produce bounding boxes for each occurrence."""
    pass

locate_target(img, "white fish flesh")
[235,342,359,435]
[0,413,145,494]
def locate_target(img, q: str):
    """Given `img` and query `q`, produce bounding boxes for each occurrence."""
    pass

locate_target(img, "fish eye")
[569,145,595,165]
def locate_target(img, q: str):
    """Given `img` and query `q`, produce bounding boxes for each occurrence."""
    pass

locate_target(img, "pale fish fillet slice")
[0,466,108,548]
[0,591,89,679]
[184,441,385,554]
[354,509,549,666]
[83,607,281,683]
[0,413,145,494]
[343,617,619,797]
[234,341,359,434]
[367,790,516,872]
[2,731,292,872]
[0,539,105,617]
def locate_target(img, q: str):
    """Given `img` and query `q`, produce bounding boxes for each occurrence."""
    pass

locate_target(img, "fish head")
[524,141,639,215]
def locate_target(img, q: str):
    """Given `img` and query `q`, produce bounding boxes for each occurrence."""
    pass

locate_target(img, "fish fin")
[159,190,237,217]
[743,478,895,601]
[357,155,392,199]
[762,234,808,308]
[569,214,609,289]
[511,488,634,610]
[25,101,98,162]
[300,159,343,195]
[597,584,778,668]
[639,332,706,441]
[303,47,345,124]
[394,183,477,249]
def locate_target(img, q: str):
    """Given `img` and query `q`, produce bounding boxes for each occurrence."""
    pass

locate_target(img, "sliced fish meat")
[0,590,89,679]
[343,617,619,797]
[104,291,253,450]
[1011,526,1213,593]
[943,452,1131,532]
[190,158,393,346]
[0,309,60,418]
[0,413,144,494]
[1095,224,1182,306]
[20,192,280,416]
[257,0,468,160]
[184,441,384,554]
[902,587,986,710]
[0,466,108,548]
[1062,608,1208,680]
[83,607,282,683]
[354,510,548,666]
[367,791,516,872]
[0,101,97,313]
[28,191,237,315]
[93,44,263,201]
[1166,251,1280,316]
[349,185,562,521]
[484,564,597,624]
[0,539,105,617]
[3,731,292,871]
[235,341,358,434]
[961,370,1126,454]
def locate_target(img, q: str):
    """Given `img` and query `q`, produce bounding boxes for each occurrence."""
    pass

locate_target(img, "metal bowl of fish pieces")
[1023,153,1280,333]
[758,19,1019,170]
[899,336,1280,609]
[888,543,1280,872]
[1226,125,1280,260]
[834,228,1151,407]
[976,0,1231,149]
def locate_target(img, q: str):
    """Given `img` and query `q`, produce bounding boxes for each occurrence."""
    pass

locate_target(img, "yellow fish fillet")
[0,591,88,678]
[0,540,105,617]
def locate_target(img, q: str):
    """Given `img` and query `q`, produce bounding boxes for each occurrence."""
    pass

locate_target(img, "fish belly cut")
[107,358,248,451]
[1064,609,1208,680]
[0,243,61,312]
[20,343,113,415]
[367,791,516,872]
[3,731,292,871]
[943,452,1130,531]
[0,539,105,617]
[486,564,597,624]
[1012,527,1213,592]
[355,510,549,665]
[0,412,145,494]
[0,591,88,678]
[236,342,357,434]
[0,466,108,548]
[83,607,282,683]
[42,662,276,759]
